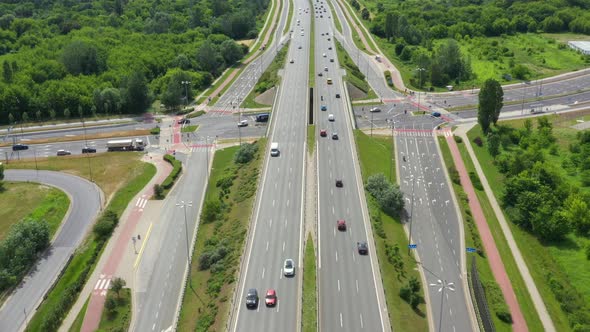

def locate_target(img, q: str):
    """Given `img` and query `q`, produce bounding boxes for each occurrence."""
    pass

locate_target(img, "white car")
[322,53,327,57]
[237,120,248,127]
[328,114,335,121]
[290,59,295,63]
[284,259,295,276]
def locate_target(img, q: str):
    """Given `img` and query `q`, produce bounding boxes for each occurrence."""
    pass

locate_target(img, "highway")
[394,115,474,332]
[0,170,102,332]
[230,1,307,331]
[132,141,210,332]
[315,2,390,331]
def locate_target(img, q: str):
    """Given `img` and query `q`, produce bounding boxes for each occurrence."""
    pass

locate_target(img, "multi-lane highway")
[230,1,307,331]
[0,170,102,332]
[315,2,390,331]
[394,115,474,332]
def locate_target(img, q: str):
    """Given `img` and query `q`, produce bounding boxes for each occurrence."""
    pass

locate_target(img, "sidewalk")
[445,128,528,332]
[455,124,556,332]
[60,152,172,332]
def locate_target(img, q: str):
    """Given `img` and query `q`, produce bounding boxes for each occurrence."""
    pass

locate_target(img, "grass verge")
[181,125,199,133]
[25,161,156,332]
[0,183,68,240]
[307,125,316,154]
[156,154,182,199]
[186,110,206,119]
[302,235,317,332]
[309,0,316,88]
[437,136,543,331]
[283,0,294,36]
[242,42,290,108]
[334,39,375,98]
[467,125,583,331]
[177,139,266,331]
[326,0,343,34]
[0,129,151,147]
[354,130,428,331]
[97,289,131,332]
[68,296,89,332]
[339,0,378,52]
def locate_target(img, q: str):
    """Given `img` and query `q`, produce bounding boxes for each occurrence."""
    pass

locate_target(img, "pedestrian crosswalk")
[94,276,111,297]
[190,144,215,152]
[393,129,452,137]
[135,196,148,210]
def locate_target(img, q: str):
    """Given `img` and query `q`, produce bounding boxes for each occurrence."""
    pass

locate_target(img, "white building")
[568,41,590,55]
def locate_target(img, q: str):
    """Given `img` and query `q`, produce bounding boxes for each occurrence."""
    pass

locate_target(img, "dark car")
[12,144,29,151]
[337,219,346,231]
[332,132,338,140]
[256,113,270,122]
[357,241,368,255]
[335,179,343,187]
[320,105,327,111]
[246,288,258,308]
[82,147,97,153]
[330,58,334,62]
[432,112,441,117]
[178,118,190,124]
[335,93,341,98]
[56,149,72,156]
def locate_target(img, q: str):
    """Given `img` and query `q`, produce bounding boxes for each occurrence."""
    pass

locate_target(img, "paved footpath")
[445,132,527,332]
[76,154,173,332]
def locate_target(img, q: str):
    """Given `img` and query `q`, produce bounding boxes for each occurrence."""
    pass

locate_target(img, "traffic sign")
[408,244,417,249]
[466,247,477,253]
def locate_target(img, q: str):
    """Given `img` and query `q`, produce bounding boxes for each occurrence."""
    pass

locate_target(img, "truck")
[107,139,145,152]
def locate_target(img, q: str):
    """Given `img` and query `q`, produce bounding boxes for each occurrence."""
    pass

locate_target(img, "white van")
[270,142,280,157]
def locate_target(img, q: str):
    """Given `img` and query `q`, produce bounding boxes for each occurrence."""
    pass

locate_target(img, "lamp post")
[521,81,527,115]
[181,81,191,107]
[406,175,423,255]
[416,68,426,113]
[176,201,193,269]
[429,279,456,332]
[390,119,395,181]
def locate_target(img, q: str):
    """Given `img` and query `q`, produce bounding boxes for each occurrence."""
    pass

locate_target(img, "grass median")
[354,130,428,331]
[326,0,343,34]
[334,39,376,100]
[309,0,316,88]
[242,41,289,108]
[307,125,316,154]
[177,139,266,331]
[302,235,317,332]
[97,288,131,331]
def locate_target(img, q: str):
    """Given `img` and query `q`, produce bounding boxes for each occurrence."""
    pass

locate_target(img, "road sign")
[408,244,417,249]
[466,247,477,253]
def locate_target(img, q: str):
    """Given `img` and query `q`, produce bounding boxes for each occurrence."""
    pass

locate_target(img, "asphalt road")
[394,115,474,332]
[315,2,390,331]
[132,141,210,332]
[230,1,307,331]
[0,170,101,332]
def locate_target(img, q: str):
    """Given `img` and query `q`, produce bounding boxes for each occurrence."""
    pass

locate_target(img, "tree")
[8,113,14,124]
[361,8,370,20]
[105,297,117,314]
[110,277,126,299]
[49,109,56,121]
[35,110,41,122]
[195,40,222,75]
[234,143,258,164]
[563,194,590,236]
[2,60,12,83]
[219,40,244,67]
[22,112,28,123]
[61,40,106,75]
[487,130,501,157]
[63,108,71,120]
[478,79,504,133]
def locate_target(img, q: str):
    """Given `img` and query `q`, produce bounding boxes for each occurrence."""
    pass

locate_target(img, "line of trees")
[0,0,265,124]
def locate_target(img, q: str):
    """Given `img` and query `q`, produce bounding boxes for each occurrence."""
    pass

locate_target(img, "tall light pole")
[416,67,426,113]
[181,81,191,107]
[429,279,456,332]
[521,81,527,115]
[390,119,395,181]
[80,114,93,182]
[176,201,193,270]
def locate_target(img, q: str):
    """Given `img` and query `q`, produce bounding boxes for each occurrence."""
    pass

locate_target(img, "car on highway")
[432,111,441,117]
[265,289,277,306]
[370,107,382,113]
[330,58,334,62]
[246,288,259,308]
[178,118,190,124]
[328,46,332,50]
[357,241,368,255]
[335,179,343,187]
[335,93,341,98]
[255,113,269,122]
[237,120,248,127]
[320,129,327,137]
[320,105,327,111]
[332,132,338,140]
[328,114,334,121]
[337,219,346,231]
[327,37,331,41]
[327,78,333,84]
[324,66,328,71]
[82,147,97,153]
[290,59,294,63]
[322,53,326,57]
[298,45,302,49]
[284,258,295,276]
[12,144,29,151]
[56,149,71,156]
[318,72,323,77]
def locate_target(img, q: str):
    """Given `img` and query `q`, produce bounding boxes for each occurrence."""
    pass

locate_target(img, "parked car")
[265,289,277,306]
[82,147,97,153]
[56,149,71,156]
[246,288,259,308]
[357,241,368,255]
[337,219,346,231]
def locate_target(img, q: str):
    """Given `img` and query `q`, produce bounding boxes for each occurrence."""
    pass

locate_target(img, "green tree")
[61,40,106,75]
[487,130,501,157]
[110,277,126,299]
[49,109,56,121]
[563,194,590,236]
[219,40,244,66]
[478,78,504,133]
[8,113,14,124]
[122,71,150,113]
[21,112,28,123]
[361,8,370,20]
[35,110,41,122]
[63,108,71,120]
[105,297,117,314]
[2,60,12,82]
[234,143,258,164]
[195,40,221,75]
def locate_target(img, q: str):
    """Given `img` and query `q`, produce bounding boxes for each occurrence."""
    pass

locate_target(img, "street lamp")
[176,201,193,268]
[181,81,191,107]
[429,279,456,332]
[416,68,426,113]
[405,175,423,255]
[390,119,395,181]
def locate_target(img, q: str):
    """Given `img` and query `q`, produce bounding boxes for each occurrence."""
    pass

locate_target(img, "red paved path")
[80,157,172,332]
[445,135,528,332]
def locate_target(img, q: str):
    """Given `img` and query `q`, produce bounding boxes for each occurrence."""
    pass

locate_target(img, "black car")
[357,241,368,255]
[178,118,191,124]
[246,288,258,308]
[335,93,341,98]
[335,179,343,187]
[12,144,29,151]
[82,147,97,153]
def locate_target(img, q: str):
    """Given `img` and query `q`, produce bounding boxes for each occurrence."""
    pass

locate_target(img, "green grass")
[302,236,317,332]
[307,125,316,154]
[0,183,68,240]
[178,139,266,331]
[309,0,316,88]
[437,136,544,331]
[341,0,378,53]
[180,125,198,133]
[68,296,89,332]
[25,162,156,332]
[354,130,428,331]
[242,41,289,108]
[466,124,573,332]
[97,289,131,332]
[334,39,375,98]
[283,0,294,36]
[242,92,272,109]
[187,110,206,118]
[243,0,279,63]
[326,0,343,34]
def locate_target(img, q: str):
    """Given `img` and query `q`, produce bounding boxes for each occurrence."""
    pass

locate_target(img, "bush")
[150,127,160,135]
[366,173,404,215]
[473,136,483,147]
[153,184,164,199]
[448,165,461,185]
[469,171,483,191]
[202,200,223,224]
[93,210,119,240]
[160,154,182,192]
[454,136,463,143]
[586,244,590,260]
[234,143,259,164]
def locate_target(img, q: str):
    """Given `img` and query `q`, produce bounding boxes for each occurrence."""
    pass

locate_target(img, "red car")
[320,129,327,137]
[337,219,346,231]
[265,289,277,306]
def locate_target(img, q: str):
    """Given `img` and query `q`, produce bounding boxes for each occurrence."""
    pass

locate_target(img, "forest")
[356,0,590,88]
[0,0,269,125]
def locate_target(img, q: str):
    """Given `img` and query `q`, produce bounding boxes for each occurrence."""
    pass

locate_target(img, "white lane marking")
[356,280,359,293]
[270,218,273,227]
[332,206,335,215]
[156,311,159,319]
[152,323,156,330]
[340,312,343,327]
[360,313,364,328]
[273,199,275,206]
[335,251,338,262]
[262,268,265,279]
[266,241,269,251]
[283,242,285,252]
[287,199,290,207]
[338,279,341,292]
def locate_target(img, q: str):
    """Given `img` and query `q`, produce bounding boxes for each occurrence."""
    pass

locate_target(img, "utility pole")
[390,120,395,181]
[416,68,425,113]
[429,279,456,332]
[407,175,416,255]
[181,81,191,107]
[176,200,193,288]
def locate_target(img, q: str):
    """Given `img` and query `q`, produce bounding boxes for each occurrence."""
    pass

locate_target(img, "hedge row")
[154,154,183,199]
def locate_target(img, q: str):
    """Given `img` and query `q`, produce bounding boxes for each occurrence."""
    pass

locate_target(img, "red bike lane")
[445,135,528,332]
[80,157,172,332]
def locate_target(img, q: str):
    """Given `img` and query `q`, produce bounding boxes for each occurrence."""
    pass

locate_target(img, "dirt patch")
[254,87,276,106]
[346,82,367,100]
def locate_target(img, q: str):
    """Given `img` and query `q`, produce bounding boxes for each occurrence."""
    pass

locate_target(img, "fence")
[470,256,496,332]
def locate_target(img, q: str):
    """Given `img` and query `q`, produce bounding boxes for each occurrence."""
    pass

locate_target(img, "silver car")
[283,259,295,277]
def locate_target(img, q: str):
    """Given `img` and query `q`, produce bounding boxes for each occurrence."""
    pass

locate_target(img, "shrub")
[160,154,182,191]
[469,171,483,191]
[449,165,461,185]
[202,200,222,224]
[454,136,463,143]
[153,184,164,199]
[150,127,160,135]
[366,173,404,215]
[586,244,590,260]
[93,210,119,240]
[473,136,483,147]
[234,143,258,164]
